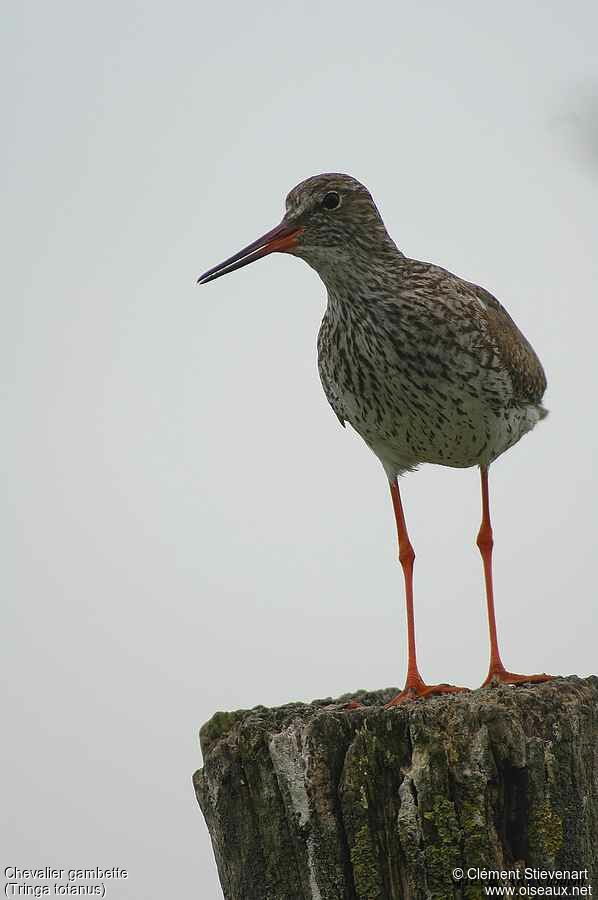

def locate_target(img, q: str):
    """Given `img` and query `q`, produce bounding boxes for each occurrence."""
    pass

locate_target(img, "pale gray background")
[2,1,596,897]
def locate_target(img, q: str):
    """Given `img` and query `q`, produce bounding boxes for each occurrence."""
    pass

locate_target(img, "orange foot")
[324,698,365,711]
[481,667,552,688]
[386,675,469,708]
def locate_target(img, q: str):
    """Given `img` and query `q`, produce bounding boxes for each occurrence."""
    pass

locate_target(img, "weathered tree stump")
[194,676,597,899]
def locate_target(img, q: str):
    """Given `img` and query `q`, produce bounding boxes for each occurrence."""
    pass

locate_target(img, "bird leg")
[478,465,551,688]
[386,478,468,707]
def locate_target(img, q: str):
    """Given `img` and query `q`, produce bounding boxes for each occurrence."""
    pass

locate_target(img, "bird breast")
[317,285,543,475]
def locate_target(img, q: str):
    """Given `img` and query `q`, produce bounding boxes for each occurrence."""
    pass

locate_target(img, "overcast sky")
[2,1,597,897]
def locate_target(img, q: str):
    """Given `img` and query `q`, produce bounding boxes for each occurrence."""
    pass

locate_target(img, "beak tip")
[195,221,301,288]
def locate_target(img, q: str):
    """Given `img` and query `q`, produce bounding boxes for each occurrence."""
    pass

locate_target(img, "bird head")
[198,173,393,286]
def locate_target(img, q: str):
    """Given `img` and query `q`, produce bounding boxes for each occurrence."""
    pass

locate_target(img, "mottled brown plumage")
[198,172,551,702]
[468,281,547,405]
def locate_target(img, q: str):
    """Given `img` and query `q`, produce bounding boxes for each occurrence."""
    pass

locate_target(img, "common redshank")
[198,173,551,704]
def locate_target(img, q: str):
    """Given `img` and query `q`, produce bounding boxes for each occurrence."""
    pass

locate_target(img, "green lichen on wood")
[195,677,598,899]
[192,767,204,798]
[356,721,379,768]
[344,724,384,899]
[350,824,382,900]
[199,709,245,755]
[422,796,462,898]
[460,798,489,865]
[529,799,563,860]
[460,798,490,900]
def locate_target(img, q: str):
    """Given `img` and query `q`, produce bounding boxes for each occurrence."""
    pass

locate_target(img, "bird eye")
[322,191,341,210]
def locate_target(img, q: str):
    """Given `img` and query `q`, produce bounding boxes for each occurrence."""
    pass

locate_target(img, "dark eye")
[322,191,340,210]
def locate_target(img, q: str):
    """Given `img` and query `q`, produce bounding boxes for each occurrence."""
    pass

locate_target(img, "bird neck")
[307,235,405,304]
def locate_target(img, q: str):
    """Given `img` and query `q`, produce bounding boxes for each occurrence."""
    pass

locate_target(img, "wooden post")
[194,677,597,899]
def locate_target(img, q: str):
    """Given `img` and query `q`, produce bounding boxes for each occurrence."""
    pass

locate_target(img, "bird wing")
[460,279,547,406]
[417,262,547,408]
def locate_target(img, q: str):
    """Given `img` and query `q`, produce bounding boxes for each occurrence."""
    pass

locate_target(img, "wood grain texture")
[194,677,597,900]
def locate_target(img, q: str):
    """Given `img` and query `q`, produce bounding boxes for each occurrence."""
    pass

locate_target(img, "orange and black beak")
[197,221,303,285]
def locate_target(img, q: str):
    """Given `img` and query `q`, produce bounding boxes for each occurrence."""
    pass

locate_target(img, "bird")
[198,173,551,704]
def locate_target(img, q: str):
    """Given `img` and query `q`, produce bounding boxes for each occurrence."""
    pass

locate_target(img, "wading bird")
[198,173,550,704]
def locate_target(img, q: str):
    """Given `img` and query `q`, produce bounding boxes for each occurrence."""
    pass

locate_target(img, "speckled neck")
[297,234,406,307]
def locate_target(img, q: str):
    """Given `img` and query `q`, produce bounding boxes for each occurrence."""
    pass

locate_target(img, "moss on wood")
[195,676,598,899]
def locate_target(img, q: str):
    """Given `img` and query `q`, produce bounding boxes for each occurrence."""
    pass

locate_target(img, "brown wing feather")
[463,280,547,407]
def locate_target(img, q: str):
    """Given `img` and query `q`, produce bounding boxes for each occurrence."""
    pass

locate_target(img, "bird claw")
[481,669,552,688]
[323,699,364,711]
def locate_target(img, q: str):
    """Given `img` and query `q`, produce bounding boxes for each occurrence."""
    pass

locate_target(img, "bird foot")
[323,698,364,711]
[385,677,469,707]
[481,668,552,688]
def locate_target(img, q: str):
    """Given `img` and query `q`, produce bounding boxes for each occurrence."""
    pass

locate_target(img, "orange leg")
[478,465,551,687]
[386,477,468,706]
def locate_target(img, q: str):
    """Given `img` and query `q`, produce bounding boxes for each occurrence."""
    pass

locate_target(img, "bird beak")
[197,221,304,285]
